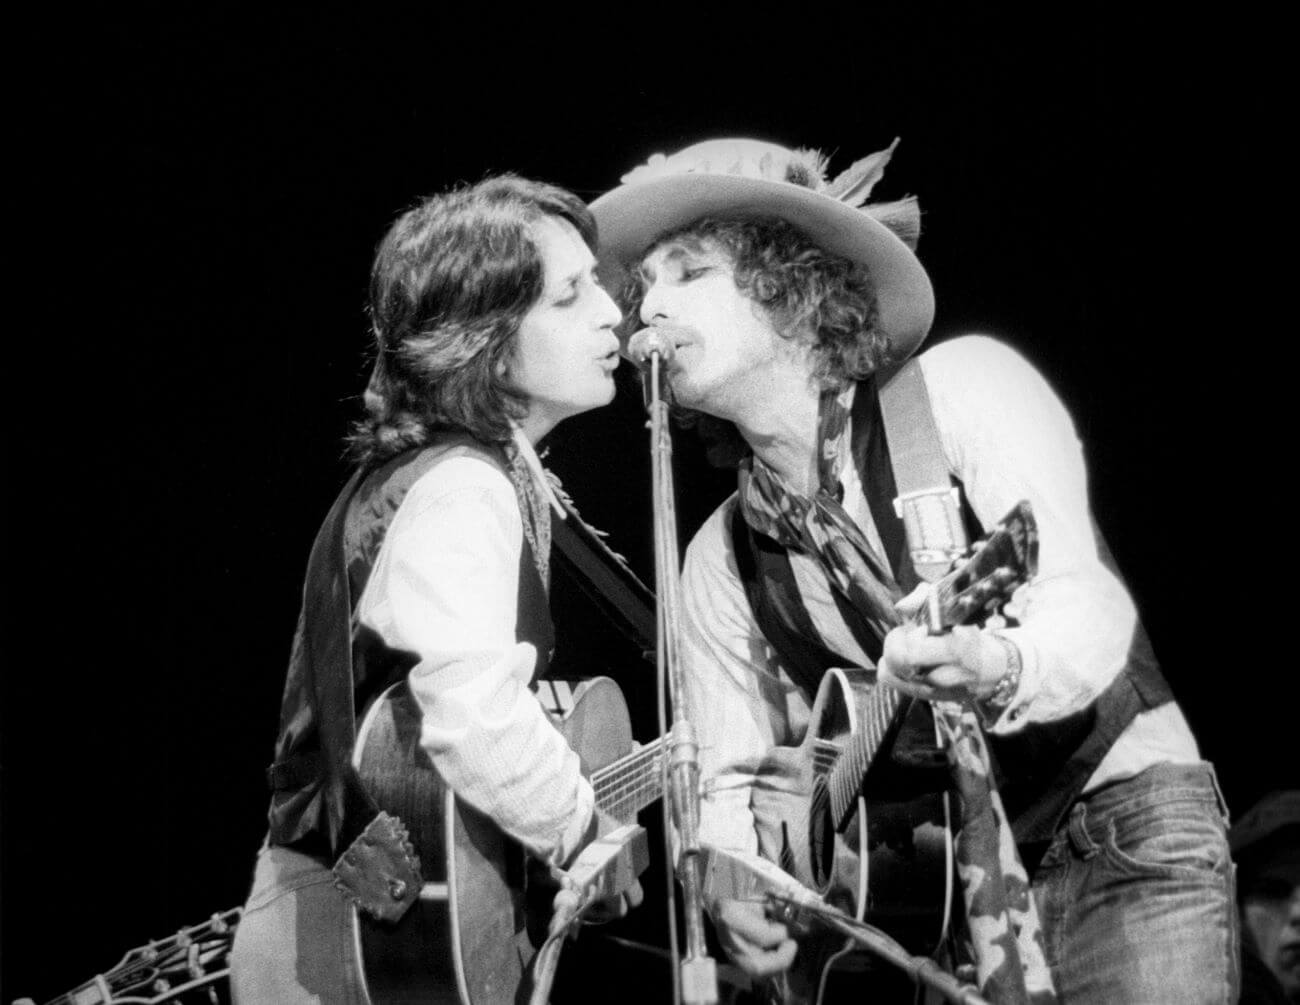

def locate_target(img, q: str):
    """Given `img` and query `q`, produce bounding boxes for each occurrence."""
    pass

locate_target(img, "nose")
[593,283,622,331]
[639,277,670,327]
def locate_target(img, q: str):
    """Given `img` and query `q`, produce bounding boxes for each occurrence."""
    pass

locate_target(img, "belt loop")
[1066,801,1099,858]
[1205,763,1231,823]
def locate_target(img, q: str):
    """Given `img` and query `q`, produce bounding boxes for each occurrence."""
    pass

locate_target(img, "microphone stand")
[642,348,719,1005]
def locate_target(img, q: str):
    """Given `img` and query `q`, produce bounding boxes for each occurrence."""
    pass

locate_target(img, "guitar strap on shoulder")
[550,496,657,664]
[877,360,969,584]
[874,359,1059,1002]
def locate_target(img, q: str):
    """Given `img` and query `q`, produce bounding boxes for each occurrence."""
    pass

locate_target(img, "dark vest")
[264,437,553,863]
[730,378,1175,844]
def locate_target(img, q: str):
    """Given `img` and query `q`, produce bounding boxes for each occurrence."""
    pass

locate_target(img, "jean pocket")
[1100,804,1230,882]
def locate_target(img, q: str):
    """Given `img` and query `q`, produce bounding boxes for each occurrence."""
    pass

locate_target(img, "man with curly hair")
[592,139,1238,1002]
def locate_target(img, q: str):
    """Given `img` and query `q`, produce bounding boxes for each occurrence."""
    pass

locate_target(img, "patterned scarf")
[737,384,1056,1004]
[505,441,552,593]
[737,386,900,644]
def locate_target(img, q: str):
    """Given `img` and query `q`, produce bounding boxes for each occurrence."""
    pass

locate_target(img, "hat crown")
[592,134,934,361]
[621,138,829,191]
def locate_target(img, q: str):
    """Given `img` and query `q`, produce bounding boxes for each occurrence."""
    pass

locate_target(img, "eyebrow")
[638,246,691,283]
[551,262,600,296]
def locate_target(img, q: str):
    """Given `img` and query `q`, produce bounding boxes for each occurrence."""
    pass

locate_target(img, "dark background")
[4,9,1291,1001]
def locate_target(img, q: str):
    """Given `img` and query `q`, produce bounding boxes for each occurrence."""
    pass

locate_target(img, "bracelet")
[981,633,1023,712]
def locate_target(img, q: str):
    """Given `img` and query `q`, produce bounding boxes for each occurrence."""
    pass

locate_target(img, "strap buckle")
[892,486,968,582]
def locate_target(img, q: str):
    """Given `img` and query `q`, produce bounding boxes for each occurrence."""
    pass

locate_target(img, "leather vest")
[264,437,553,863]
[730,378,1175,843]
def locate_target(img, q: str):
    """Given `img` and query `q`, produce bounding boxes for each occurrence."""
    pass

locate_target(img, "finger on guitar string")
[878,623,1010,703]
[893,581,932,618]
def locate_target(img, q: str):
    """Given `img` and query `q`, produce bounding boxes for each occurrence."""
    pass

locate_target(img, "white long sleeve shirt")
[354,445,594,867]
[681,335,1200,857]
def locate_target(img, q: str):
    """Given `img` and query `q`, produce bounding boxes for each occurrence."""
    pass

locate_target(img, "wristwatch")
[977,632,1022,723]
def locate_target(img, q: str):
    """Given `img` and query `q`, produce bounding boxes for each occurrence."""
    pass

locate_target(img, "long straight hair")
[349,175,598,463]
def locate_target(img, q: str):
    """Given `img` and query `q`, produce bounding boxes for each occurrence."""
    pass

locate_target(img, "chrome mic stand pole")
[637,332,718,1005]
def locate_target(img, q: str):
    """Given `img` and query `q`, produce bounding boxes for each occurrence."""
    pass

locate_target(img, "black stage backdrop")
[4,10,1291,1002]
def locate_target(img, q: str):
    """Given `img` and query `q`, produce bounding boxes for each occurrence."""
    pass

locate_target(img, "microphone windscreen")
[627,328,675,364]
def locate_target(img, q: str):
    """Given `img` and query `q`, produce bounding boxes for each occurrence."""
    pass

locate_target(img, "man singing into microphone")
[592,139,1238,1002]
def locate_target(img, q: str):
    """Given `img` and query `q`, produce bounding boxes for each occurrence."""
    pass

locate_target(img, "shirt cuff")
[551,778,597,868]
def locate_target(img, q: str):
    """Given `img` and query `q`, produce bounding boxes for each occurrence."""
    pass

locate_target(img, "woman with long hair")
[231,174,629,1002]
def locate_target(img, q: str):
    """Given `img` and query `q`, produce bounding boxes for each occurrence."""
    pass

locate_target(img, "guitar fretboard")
[824,504,1034,830]
[592,738,665,822]
[827,684,905,826]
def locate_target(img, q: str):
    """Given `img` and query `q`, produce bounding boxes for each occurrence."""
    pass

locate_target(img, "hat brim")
[590,174,934,360]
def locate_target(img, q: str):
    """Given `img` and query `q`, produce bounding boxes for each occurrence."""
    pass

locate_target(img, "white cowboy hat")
[590,137,935,360]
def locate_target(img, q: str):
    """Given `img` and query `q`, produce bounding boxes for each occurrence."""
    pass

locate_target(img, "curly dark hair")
[619,215,893,467]
[348,174,598,463]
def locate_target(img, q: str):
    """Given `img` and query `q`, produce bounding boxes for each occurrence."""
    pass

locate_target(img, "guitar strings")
[591,740,668,822]
[69,923,229,995]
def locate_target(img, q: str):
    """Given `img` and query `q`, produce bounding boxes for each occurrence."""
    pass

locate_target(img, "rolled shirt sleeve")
[357,454,595,867]
[917,336,1138,730]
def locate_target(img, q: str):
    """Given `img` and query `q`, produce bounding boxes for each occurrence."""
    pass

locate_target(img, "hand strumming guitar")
[711,898,798,977]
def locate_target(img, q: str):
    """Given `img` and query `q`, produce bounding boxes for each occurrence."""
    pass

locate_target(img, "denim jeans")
[230,841,369,1004]
[1031,762,1240,1004]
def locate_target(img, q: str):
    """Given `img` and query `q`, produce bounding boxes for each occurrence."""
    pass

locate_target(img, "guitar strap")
[876,360,971,583]
[550,495,657,664]
[876,359,1057,1003]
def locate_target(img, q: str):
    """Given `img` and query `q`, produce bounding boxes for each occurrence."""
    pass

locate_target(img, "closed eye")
[554,269,605,308]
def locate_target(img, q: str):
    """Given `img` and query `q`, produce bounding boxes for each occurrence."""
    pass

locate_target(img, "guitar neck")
[825,683,905,823]
[822,502,1036,829]
[821,578,966,822]
[591,736,666,821]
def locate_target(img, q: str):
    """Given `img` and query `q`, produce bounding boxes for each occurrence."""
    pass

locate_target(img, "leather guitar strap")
[877,360,969,581]
[550,497,657,664]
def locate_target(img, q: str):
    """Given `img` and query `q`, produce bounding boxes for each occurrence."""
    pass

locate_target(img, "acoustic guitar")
[353,675,663,1003]
[706,501,1037,1003]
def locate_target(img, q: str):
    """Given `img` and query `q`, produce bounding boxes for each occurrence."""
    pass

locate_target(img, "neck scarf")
[506,425,563,593]
[737,382,1056,1004]
[737,385,900,640]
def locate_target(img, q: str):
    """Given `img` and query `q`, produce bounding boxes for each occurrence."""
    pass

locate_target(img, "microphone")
[627,328,676,365]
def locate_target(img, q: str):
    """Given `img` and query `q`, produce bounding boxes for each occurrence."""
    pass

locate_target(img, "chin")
[569,383,616,416]
[666,378,709,412]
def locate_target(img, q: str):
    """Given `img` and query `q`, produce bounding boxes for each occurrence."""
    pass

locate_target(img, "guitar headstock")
[934,500,1038,629]
[35,908,241,1004]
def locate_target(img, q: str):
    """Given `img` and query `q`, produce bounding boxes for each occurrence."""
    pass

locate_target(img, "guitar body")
[707,503,1037,1003]
[353,676,641,1004]
[755,669,953,1003]
[806,670,952,948]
